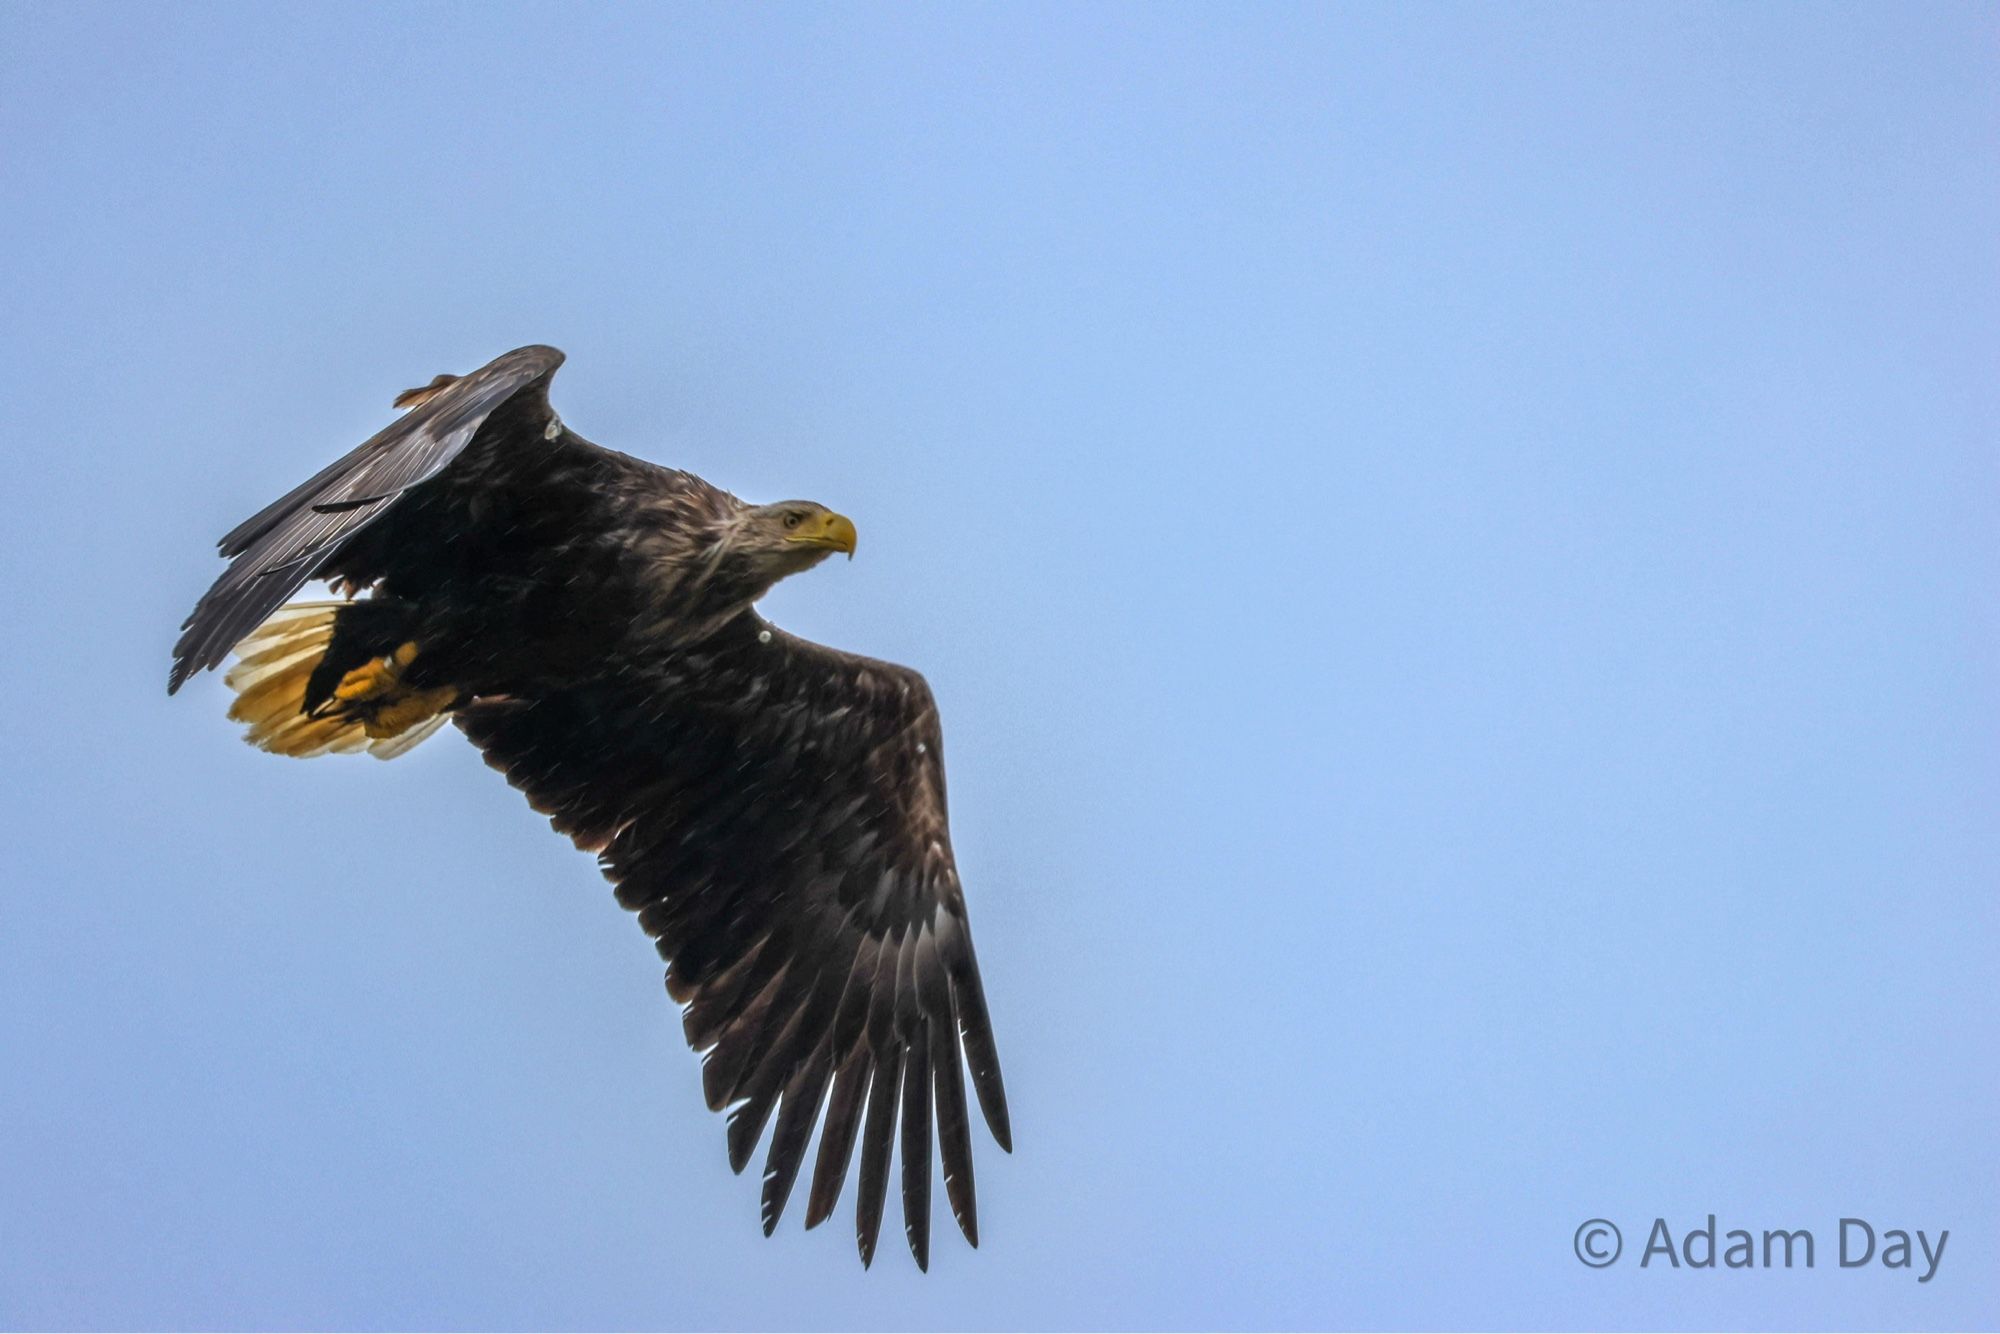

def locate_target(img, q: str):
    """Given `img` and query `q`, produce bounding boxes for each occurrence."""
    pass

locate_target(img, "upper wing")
[456,613,1011,1269]
[168,345,566,693]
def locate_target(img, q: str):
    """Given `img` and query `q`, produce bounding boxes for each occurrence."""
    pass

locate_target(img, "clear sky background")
[1,4,1994,1330]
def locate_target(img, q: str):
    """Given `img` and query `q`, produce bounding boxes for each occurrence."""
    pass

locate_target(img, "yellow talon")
[391,641,420,668]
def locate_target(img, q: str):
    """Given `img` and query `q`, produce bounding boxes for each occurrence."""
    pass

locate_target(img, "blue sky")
[1,3,1994,1329]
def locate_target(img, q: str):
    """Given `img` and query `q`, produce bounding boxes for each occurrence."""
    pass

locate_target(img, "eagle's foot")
[332,641,421,703]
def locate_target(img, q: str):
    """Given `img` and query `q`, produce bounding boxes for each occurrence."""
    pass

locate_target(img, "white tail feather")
[223,601,447,760]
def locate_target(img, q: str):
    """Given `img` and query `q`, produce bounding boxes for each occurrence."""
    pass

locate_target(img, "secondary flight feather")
[168,346,1010,1269]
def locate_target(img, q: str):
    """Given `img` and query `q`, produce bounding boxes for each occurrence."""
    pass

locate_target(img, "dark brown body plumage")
[169,346,1010,1270]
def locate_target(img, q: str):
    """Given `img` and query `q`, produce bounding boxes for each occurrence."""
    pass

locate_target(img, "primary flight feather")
[169,346,1010,1270]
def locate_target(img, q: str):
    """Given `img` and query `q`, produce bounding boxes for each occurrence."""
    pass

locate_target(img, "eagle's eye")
[783,513,803,529]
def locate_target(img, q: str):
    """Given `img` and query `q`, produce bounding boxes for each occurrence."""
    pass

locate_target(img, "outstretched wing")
[168,345,566,693]
[456,613,1011,1270]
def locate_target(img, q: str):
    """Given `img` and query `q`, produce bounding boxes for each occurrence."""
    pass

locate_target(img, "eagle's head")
[733,500,859,579]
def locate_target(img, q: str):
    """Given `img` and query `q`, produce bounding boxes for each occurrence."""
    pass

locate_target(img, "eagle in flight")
[168,346,1010,1270]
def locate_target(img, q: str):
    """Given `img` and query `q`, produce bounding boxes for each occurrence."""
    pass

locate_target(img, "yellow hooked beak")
[788,510,858,558]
